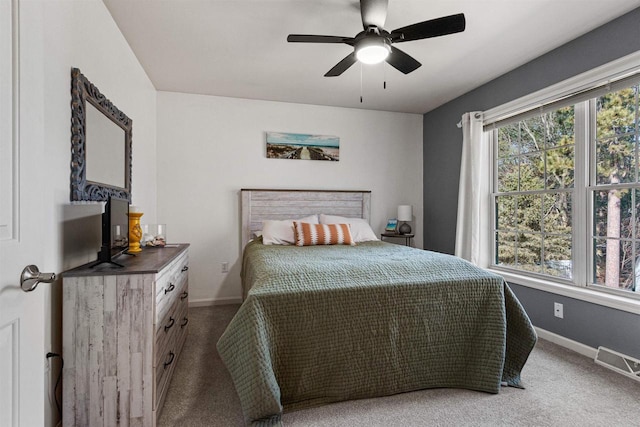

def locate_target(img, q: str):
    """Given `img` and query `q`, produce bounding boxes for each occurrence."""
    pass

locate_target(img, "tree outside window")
[493,83,640,294]
[593,85,639,292]
[495,107,574,279]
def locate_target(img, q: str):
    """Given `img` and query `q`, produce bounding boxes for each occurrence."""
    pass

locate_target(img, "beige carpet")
[159,305,640,427]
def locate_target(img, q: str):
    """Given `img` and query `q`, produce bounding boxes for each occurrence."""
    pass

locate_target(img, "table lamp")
[397,205,413,235]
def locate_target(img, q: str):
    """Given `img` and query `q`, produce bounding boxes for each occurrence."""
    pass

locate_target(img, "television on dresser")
[92,196,129,267]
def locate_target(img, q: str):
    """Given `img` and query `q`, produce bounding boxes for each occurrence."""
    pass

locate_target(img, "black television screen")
[93,196,129,267]
[108,196,129,255]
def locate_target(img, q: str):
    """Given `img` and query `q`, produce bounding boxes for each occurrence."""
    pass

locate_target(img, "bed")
[217,189,536,427]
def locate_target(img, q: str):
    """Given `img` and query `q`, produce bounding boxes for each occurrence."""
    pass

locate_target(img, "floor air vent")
[594,346,640,382]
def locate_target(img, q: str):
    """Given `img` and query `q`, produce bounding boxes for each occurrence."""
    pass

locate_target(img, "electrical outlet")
[554,302,563,319]
[221,262,229,273]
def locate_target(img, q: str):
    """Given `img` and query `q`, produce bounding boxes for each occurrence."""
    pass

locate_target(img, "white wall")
[157,92,423,304]
[36,1,158,271]
[19,1,157,425]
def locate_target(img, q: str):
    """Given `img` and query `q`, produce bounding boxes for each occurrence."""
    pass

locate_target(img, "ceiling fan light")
[355,38,391,64]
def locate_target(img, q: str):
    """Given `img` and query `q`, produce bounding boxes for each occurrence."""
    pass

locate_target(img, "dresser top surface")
[62,244,190,277]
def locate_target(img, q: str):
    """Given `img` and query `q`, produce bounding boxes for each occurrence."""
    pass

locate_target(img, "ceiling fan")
[287,0,465,77]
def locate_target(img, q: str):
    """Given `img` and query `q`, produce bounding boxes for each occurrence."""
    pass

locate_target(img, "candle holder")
[141,224,167,247]
[128,212,144,253]
[141,224,153,247]
[153,224,167,247]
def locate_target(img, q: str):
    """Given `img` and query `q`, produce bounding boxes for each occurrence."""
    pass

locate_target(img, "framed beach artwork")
[266,132,339,161]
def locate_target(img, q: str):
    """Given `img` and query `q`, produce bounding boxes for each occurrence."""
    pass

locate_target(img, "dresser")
[61,244,190,426]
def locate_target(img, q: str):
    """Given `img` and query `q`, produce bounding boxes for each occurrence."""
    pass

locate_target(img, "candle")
[129,205,141,213]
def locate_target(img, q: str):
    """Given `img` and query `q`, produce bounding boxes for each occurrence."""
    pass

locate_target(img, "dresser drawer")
[154,301,186,408]
[155,298,180,368]
[155,275,188,344]
[155,338,178,409]
[156,298,188,410]
[175,294,189,350]
[156,251,189,323]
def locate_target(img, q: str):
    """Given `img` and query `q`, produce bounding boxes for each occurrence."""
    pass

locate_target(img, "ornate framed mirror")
[70,67,132,202]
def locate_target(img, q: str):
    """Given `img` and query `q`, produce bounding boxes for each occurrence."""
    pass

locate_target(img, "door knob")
[20,265,56,292]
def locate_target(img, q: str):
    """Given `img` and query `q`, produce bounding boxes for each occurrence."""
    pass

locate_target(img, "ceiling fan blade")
[287,34,355,45]
[391,13,465,42]
[385,46,421,74]
[325,52,358,77]
[360,0,388,29]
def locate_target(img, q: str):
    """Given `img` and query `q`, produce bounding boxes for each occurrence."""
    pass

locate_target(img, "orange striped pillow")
[293,222,355,246]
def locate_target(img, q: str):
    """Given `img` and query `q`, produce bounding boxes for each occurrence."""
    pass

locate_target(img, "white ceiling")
[103,0,640,114]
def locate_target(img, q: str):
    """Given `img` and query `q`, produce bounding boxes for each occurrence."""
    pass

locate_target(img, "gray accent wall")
[422,7,640,358]
[509,284,640,358]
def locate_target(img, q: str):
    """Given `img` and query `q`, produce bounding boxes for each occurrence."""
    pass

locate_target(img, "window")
[494,108,575,279]
[492,81,640,298]
[592,84,640,293]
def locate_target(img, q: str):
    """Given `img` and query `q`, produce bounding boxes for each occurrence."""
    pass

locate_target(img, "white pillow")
[319,214,379,242]
[262,215,318,245]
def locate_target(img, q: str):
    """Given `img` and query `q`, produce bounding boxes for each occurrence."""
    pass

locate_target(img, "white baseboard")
[534,326,598,359]
[189,297,242,307]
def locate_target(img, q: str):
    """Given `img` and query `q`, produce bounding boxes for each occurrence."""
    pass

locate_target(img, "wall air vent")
[594,346,640,382]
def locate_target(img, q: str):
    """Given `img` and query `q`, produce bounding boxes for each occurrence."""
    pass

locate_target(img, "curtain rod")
[455,52,640,130]
[456,112,482,128]
[482,51,640,127]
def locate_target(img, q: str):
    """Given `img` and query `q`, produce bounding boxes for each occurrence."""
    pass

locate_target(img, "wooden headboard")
[241,189,371,248]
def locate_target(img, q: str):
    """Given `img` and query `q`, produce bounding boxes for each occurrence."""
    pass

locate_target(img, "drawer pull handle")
[180,317,189,328]
[163,351,175,369]
[164,283,175,294]
[180,291,188,300]
[181,265,189,272]
[164,317,175,332]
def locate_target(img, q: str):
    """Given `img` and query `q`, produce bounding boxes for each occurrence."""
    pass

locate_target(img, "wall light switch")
[221,262,229,273]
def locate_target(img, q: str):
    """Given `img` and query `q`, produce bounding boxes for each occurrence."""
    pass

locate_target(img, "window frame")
[482,51,640,313]
[491,109,578,282]
[587,86,640,296]
[490,110,581,287]
[491,95,640,301]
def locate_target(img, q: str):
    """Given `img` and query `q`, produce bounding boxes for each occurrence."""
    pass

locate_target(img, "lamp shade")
[397,205,413,222]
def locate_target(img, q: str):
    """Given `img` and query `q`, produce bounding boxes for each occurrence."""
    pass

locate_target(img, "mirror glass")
[85,102,125,188]
[70,68,132,202]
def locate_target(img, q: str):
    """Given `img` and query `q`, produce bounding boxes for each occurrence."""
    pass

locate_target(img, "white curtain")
[455,112,490,267]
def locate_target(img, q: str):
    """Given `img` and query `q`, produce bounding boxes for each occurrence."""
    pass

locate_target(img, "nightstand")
[380,233,414,246]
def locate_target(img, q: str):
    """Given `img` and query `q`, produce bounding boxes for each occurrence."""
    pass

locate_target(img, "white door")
[0,0,47,425]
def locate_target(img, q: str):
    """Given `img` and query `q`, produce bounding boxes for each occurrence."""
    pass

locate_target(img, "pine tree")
[594,87,637,289]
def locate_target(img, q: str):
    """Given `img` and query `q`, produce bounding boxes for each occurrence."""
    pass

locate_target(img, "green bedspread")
[217,240,536,426]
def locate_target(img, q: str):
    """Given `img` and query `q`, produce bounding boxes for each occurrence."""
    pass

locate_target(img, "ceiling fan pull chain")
[384,62,387,89]
[360,63,363,103]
